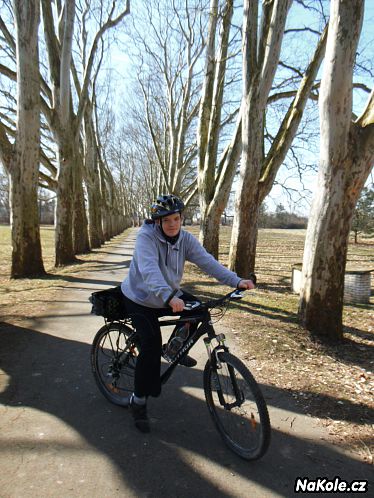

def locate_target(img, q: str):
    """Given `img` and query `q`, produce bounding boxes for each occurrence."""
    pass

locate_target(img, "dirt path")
[0,229,372,497]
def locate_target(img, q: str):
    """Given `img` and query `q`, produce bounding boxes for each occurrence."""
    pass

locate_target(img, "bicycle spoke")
[91,323,139,406]
[204,352,270,460]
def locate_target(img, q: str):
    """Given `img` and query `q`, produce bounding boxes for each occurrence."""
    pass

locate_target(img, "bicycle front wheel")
[91,322,139,406]
[204,351,271,460]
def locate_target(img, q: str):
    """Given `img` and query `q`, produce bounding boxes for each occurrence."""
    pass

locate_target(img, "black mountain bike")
[90,288,271,460]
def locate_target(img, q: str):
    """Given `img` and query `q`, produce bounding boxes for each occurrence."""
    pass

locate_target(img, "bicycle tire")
[91,322,139,406]
[203,351,271,460]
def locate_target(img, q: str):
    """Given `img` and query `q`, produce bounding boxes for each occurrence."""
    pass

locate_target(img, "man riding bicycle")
[121,194,255,433]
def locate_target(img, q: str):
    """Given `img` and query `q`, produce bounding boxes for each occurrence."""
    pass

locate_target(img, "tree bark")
[100,160,111,241]
[87,124,104,247]
[9,0,45,277]
[299,0,374,341]
[199,115,241,257]
[228,103,263,275]
[54,134,76,265]
[73,153,90,254]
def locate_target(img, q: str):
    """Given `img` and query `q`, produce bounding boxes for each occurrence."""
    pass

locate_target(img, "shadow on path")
[0,322,371,498]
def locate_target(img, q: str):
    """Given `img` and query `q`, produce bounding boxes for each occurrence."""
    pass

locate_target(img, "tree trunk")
[73,155,90,254]
[87,182,104,248]
[299,154,367,340]
[199,113,242,256]
[55,137,76,266]
[229,89,264,275]
[299,0,374,341]
[199,204,222,258]
[9,165,45,277]
[10,0,45,278]
[100,161,111,241]
[197,0,237,255]
[85,111,104,248]
[197,0,219,219]
[43,0,77,266]
[229,170,260,275]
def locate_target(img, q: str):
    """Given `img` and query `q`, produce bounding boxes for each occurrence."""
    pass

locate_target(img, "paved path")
[0,229,372,497]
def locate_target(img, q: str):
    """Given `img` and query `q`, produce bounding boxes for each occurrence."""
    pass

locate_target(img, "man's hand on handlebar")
[169,275,256,312]
[238,278,256,290]
[169,296,185,313]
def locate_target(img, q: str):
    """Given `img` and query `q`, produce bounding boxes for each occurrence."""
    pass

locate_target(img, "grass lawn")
[0,223,373,463]
[0,224,130,323]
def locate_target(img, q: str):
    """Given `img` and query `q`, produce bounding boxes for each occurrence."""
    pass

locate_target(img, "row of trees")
[259,203,308,229]
[0,1,132,276]
[0,0,373,341]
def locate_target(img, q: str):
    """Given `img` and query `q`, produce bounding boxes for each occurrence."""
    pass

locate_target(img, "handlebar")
[183,288,246,311]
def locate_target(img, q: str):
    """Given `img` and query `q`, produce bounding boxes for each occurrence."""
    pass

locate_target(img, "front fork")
[204,333,243,409]
[204,333,228,407]
[204,332,228,368]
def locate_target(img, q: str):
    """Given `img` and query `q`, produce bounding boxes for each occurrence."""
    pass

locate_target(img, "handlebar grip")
[248,272,257,285]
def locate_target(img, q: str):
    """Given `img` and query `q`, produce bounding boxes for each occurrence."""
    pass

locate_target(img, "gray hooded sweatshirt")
[121,221,242,308]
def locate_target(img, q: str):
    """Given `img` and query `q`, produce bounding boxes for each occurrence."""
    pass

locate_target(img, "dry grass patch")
[0,225,130,323]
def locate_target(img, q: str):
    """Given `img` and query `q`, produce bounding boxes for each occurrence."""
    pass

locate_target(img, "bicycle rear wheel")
[91,322,139,406]
[204,351,271,460]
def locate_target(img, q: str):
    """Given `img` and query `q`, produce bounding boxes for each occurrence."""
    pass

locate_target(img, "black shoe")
[129,396,150,433]
[179,355,197,368]
[162,345,197,367]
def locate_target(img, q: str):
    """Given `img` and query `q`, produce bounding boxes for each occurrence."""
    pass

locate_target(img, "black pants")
[123,291,198,398]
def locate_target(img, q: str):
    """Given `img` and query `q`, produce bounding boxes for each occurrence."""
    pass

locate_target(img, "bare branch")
[285,27,321,36]
[76,0,130,127]
[0,14,16,53]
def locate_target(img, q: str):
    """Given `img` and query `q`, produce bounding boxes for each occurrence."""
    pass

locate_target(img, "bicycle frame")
[158,308,215,384]
[114,288,245,386]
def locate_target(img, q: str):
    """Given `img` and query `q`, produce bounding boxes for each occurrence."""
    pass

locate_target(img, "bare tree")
[0,0,45,277]
[228,0,329,275]
[197,0,240,257]
[299,0,374,341]
[41,0,130,265]
[130,1,205,199]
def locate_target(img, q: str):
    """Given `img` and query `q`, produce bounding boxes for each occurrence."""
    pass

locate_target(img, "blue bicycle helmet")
[150,194,185,220]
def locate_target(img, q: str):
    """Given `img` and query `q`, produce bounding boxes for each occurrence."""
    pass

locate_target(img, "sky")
[105,0,374,217]
[263,0,374,215]
[1,0,373,217]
